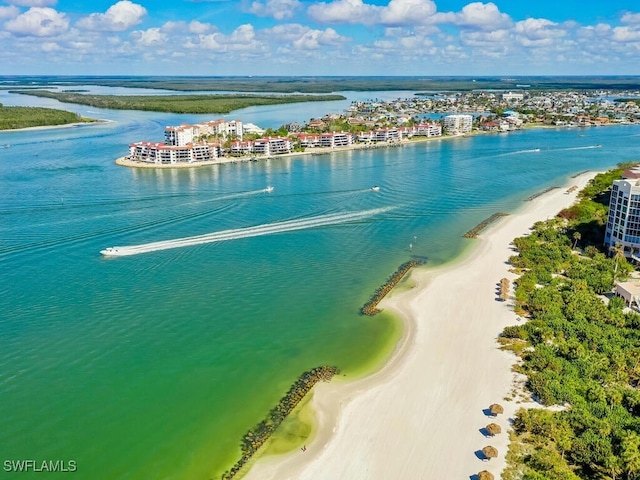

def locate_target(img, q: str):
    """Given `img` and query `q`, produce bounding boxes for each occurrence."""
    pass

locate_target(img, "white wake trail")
[101,207,391,257]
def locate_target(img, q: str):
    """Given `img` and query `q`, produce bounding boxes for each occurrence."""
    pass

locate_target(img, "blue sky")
[1,0,639,76]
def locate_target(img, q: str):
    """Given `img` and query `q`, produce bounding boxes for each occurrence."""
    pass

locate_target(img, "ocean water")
[1,90,639,478]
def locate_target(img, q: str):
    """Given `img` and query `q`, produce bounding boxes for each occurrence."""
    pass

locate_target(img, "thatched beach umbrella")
[478,471,494,480]
[482,445,498,460]
[485,423,502,436]
[489,403,504,416]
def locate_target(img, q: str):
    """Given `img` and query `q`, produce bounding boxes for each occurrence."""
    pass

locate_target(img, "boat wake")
[554,145,602,151]
[101,207,392,257]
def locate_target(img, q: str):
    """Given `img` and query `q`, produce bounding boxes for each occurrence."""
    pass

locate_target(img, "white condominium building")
[604,167,640,251]
[443,114,473,135]
[229,137,294,156]
[319,132,353,148]
[164,119,244,146]
[129,141,221,165]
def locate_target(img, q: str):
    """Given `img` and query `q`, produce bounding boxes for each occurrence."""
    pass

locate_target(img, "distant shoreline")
[0,118,108,133]
[113,121,622,169]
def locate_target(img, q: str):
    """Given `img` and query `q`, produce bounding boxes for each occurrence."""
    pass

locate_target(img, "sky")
[1,0,640,76]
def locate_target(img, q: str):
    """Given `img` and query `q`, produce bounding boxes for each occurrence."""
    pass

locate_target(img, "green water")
[1,103,638,479]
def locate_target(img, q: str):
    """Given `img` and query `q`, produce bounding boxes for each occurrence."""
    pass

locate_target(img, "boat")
[533,148,541,152]
[3,144,10,148]
[371,186,380,192]
[264,186,274,193]
[100,247,122,256]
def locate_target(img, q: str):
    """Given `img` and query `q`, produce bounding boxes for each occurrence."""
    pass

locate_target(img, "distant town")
[126,89,640,166]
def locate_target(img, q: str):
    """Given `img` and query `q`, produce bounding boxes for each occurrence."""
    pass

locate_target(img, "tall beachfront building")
[443,114,473,135]
[604,165,640,251]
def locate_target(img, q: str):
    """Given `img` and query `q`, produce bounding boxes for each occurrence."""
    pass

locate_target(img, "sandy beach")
[244,171,597,480]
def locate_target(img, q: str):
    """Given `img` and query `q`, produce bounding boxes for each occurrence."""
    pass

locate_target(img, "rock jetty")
[463,213,509,239]
[221,365,340,480]
[361,261,421,316]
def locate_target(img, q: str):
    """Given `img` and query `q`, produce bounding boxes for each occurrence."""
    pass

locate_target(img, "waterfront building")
[129,141,222,165]
[297,134,322,148]
[164,119,243,146]
[229,140,254,155]
[604,165,640,252]
[319,132,354,148]
[443,114,473,135]
[416,123,442,137]
[164,124,197,146]
[372,128,401,142]
[232,137,294,156]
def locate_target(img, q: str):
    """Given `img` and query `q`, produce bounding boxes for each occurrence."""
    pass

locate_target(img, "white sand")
[244,171,597,480]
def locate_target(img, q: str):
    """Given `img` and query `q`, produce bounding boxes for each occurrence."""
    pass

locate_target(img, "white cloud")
[264,23,349,50]
[76,1,146,32]
[5,0,57,6]
[292,27,347,49]
[158,20,214,35]
[228,24,256,43]
[379,0,436,26]
[612,26,640,42]
[40,41,60,51]
[514,18,566,47]
[453,2,512,31]
[4,7,68,36]
[184,24,265,53]
[132,27,166,46]
[0,5,20,20]
[460,28,509,47]
[307,0,378,25]
[187,33,224,51]
[621,12,640,25]
[188,20,212,34]
[308,0,439,26]
[249,0,301,20]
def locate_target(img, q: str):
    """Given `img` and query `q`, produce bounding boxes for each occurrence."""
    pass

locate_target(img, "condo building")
[129,141,222,165]
[164,119,244,146]
[443,114,473,135]
[604,165,640,251]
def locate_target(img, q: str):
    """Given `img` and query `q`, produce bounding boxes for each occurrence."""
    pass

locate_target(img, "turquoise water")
[1,92,639,479]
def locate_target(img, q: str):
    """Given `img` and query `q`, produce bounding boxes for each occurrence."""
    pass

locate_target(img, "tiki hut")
[482,446,498,460]
[485,423,502,436]
[489,403,504,416]
[478,471,494,480]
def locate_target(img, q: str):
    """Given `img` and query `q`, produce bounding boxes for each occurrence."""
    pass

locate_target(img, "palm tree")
[573,231,581,249]
[610,242,625,282]
[478,471,494,480]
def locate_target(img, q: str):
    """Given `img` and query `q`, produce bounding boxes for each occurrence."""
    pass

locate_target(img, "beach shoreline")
[243,170,598,480]
[0,118,109,133]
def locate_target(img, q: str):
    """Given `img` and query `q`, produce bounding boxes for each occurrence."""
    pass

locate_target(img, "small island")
[9,91,346,114]
[0,104,97,131]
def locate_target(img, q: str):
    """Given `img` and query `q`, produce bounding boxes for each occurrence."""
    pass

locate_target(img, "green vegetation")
[501,163,640,480]
[9,90,346,114]
[5,75,640,93]
[0,105,90,130]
